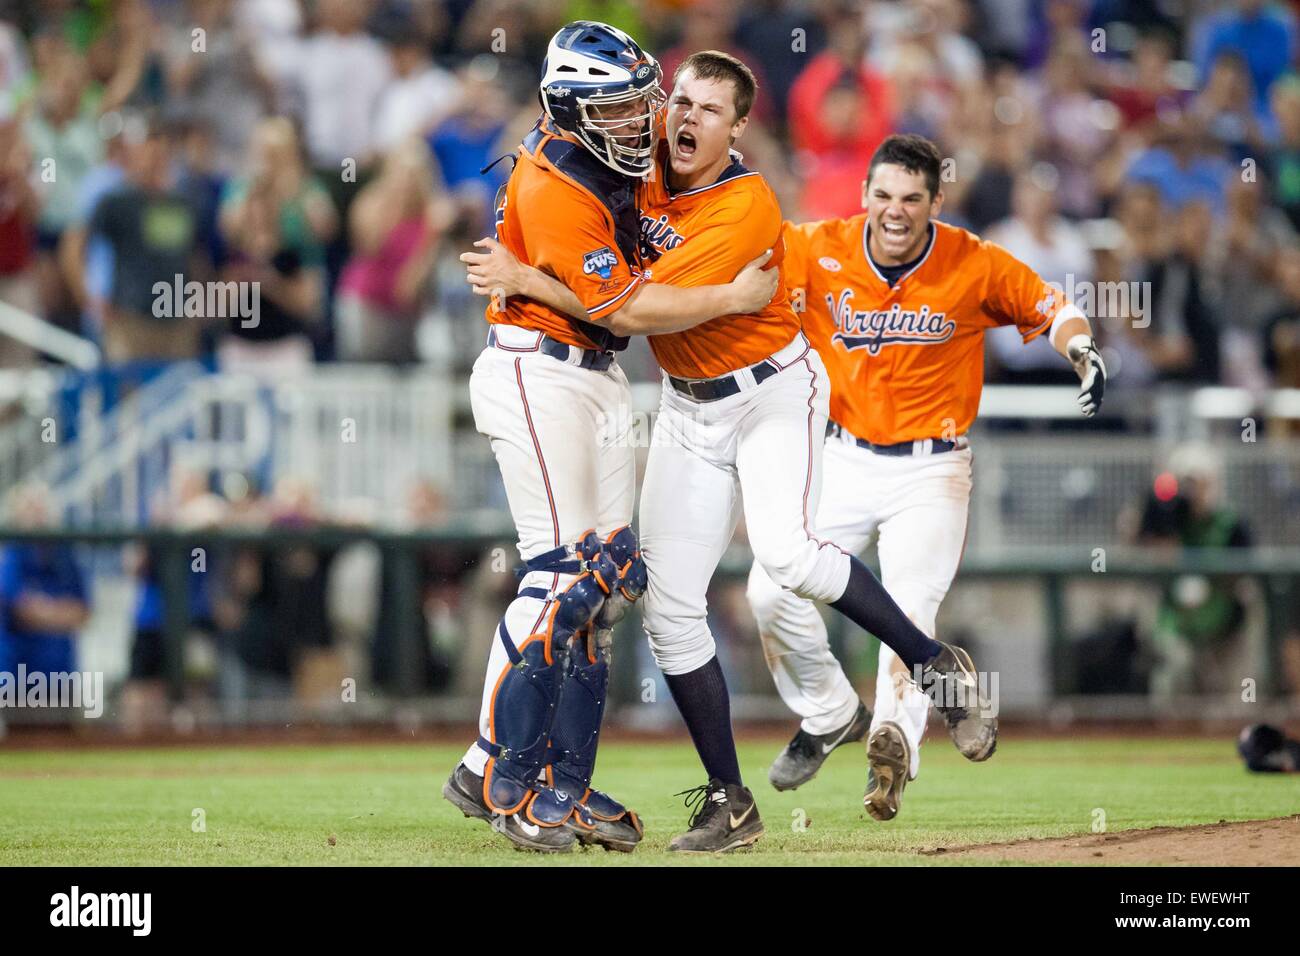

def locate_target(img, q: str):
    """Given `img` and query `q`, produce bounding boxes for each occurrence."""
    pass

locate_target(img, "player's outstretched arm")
[1049,307,1106,417]
[462,237,777,335]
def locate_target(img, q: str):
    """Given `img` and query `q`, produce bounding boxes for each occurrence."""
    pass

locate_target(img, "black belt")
[668,358,780,402]
[487,328,616,372]
[827,422,963,456]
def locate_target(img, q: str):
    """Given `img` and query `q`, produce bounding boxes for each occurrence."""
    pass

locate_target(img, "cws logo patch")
[828,289,956,355]
[583,246,619,280]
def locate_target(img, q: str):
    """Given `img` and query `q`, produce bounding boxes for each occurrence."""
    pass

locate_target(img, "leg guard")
[480,569,608,817]
[549,527,646,797]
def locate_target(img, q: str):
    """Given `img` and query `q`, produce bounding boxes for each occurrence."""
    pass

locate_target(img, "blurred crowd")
[0,0,1294,388]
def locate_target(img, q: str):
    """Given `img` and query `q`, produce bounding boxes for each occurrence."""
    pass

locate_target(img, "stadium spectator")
[788,2,895,218]
[657,0,772,124]
[217,116,334,374]
[336,138,450,363]
[160,0,273,175]
[0,117,38,367]
[373,11,462,152]
[1134,448,1253,701]
[1265,74,1300,232]
[985,164,1095,385]
[1104,28,1187,133]
[82,118,208,362]
[0,483,89,681]
[1191,0,1297,116]
[1263,244,1300,395]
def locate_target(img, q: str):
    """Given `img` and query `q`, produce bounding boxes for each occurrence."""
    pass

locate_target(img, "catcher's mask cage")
[539,21,666,179]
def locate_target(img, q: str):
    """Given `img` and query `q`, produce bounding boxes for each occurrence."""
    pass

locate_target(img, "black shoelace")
[675,783,725,829]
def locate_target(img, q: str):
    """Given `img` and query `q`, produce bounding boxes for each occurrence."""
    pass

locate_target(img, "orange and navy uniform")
[490,120,645,350]
[637,149,800,379]
[785,217,1067,445]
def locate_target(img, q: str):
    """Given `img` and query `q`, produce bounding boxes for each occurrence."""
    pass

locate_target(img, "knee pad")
[481,571,608,814]
[593,525,647,631]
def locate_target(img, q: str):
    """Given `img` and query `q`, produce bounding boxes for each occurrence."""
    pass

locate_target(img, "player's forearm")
[600,281,733,336]
[517,267,589,321]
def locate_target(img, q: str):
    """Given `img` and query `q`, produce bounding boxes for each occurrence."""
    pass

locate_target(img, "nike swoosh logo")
[729,804,755,829]
[516,816,540,837]
[821,718,859,753]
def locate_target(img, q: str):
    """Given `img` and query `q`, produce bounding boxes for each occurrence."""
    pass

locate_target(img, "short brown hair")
[674,50,757,121]
[868,134,944,198]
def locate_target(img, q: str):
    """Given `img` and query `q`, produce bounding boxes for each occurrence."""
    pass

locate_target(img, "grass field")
[1,735,1297,865]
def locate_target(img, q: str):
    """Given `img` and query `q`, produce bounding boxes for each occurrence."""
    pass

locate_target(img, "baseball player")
[442,22,778,855]
[747,133,1107,821]
[462,54,997,854]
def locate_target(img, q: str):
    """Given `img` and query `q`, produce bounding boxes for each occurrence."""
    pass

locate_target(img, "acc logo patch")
[583,246,619,280]
[818,257,842,272]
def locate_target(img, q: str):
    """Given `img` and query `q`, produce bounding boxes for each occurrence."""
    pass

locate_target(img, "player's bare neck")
[668,152,731,193]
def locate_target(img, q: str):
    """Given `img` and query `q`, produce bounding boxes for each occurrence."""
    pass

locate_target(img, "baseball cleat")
[921,641,997,762]
[441,763,493,821]
[768,700,872,791]
[864,721,911,821]
[668,779,764,853]
[567,789,644,853]
[490,809,577,853]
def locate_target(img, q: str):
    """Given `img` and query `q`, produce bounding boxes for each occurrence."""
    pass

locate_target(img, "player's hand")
[732,249,779,314]
[1066,334,1106,417]
[461,237,527,300]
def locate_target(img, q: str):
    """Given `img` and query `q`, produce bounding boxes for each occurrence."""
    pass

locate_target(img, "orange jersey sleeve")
[978,239,1064,342]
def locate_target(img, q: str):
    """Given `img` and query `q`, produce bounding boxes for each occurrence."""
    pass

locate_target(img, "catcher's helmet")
[539,21,665,178]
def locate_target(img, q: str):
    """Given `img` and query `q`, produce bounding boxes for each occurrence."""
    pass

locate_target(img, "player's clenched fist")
[1066,334,1106,417]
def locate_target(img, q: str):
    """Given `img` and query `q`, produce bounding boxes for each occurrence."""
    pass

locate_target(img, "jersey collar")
[664,148,756,198]
[861,220,937,287]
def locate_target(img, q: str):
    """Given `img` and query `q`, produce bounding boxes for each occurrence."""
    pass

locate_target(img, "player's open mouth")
[881,221,909,239]
[675,130,697,158]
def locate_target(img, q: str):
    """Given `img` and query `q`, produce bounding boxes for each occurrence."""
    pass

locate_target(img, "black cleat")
[768,700,871,791]
[442,763,492,821]
[668,779,764,853]
[567,789,644,853]
[920,641,997,762]
[442,764,575,852]
[864,721,911,821]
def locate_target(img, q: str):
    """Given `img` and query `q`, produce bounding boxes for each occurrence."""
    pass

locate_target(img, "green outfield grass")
[0,736,1296,866]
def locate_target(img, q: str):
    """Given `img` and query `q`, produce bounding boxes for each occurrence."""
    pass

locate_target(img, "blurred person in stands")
[427,54,520,236]
[1104,28,1187,134]
[1140,199,1223,384]
[0,483,89,681]
[1206,175,1296,388]
[81,116,208,362]
[1124,111,1233,216]
[0,117,38,368]
[1032,37,1118,218]
[24,44,101,332]
[120,467,228,732]
[985,163,1095,386]
[657,0,772,124]
[735,0,828,127]
[336,137,451,363]
[1191,0,1296,117]
[1191,51,1269,163]
[788,0,895,219]
[217,116,334,374]
[1132,448,1253,701]
[373,8,461,151]
[160,0,274,175]
[1264,244,1300,401]
[1265,74,1300,232]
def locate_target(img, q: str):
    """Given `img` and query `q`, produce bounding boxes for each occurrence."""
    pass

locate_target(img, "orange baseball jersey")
[637,152,800,379]
[786,217,1066,445]
[489,122,644,350]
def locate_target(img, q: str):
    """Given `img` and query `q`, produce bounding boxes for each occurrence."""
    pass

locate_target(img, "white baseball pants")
[460,327,635,775]
[640,335,852,677]
[746,430,972,777]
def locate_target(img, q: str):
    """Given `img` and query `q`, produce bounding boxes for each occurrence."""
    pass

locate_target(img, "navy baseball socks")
[830,557,998,762]
[664,656,743,786]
